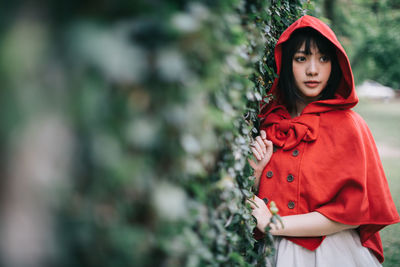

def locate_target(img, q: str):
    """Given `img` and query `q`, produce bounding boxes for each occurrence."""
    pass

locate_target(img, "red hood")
[261,15,358,116]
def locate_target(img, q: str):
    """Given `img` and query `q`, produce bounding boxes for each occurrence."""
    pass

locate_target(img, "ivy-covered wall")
[0,1,310,266]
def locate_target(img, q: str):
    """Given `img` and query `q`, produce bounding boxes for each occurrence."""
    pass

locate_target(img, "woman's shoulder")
[320,109,368,130]
[318,109,374,146]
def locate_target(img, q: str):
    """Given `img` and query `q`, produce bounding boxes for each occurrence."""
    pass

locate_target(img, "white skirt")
[273,230,382,267]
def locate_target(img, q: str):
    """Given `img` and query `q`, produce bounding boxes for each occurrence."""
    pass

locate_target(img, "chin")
[305,90,324,98]
[307,94,320,98]
[302,93,323,103]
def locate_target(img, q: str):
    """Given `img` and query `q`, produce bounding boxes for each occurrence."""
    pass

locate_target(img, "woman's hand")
[247,195,272,233]
[248,130,273,189]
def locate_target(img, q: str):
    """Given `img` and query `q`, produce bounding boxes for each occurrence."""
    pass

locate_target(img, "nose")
[306,59,318,76]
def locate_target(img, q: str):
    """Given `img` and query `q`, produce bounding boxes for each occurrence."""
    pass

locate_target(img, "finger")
[251,147,261,161]
[248,198,259,209]
[254,195,266,207]
[253,140,264,158]
[255,136,267,155]
[267,140,274,153]
[252,141,263,159]
[246,199,256,209]
[260,130,267,140]
[253,195,262,204]
[263,139,273,150]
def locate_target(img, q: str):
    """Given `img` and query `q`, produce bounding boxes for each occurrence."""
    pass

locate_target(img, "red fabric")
[262,105,319,150]
[256,15,400,263]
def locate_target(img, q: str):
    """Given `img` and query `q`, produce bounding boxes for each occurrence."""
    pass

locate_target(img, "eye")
[320,55,330,62]
[294,56,306,62]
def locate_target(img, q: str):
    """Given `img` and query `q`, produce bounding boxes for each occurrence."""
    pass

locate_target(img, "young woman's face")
[292,41,332,102]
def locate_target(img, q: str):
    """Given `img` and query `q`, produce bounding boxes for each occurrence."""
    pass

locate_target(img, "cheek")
[292,64,302,81]
[324,64,332,80]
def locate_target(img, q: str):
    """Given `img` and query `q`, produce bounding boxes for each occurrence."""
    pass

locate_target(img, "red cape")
[256,15,400,263]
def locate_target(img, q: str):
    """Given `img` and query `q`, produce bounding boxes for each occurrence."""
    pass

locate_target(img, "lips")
[304,81,321,88]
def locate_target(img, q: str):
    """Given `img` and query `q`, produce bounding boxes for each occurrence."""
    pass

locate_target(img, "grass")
[354,98,400,267]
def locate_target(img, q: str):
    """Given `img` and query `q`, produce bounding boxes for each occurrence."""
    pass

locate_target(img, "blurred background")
[0,0,398,266]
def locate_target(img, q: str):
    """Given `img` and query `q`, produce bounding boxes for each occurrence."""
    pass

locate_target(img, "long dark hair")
[278,27,342,113]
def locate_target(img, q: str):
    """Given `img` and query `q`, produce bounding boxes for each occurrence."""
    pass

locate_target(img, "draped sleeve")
[310,110,399,262]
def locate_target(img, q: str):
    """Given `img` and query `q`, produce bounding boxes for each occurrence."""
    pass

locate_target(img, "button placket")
[287,144,302,212]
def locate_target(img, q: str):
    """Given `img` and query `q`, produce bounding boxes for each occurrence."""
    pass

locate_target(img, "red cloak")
[256,15,399,263]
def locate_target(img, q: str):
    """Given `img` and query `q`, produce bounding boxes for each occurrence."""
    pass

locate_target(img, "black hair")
[278,27,342,113]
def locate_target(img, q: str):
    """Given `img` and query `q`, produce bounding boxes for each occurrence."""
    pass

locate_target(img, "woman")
[247,15,399,266]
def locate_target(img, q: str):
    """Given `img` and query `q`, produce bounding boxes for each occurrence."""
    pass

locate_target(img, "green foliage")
[0,0,307,266]
[352,7,400,89]
[312,0,400,89]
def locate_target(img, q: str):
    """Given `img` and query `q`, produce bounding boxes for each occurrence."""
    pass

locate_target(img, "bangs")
[291,28,336,56]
